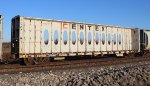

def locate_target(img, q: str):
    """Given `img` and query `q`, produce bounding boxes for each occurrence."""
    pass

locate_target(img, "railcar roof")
[12,15,142,30]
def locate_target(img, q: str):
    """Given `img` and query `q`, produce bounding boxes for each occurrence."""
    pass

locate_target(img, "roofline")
[12,15,142,30]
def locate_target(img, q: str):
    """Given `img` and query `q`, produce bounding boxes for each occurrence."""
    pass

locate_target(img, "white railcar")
[143,30,150,50]
[11,16,141,59]
[0,15,3,60]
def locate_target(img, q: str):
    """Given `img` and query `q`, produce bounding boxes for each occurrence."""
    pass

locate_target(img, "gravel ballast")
[0,61,150,86]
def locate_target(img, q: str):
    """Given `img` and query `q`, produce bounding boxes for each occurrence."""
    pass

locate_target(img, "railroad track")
[0,55,150,75]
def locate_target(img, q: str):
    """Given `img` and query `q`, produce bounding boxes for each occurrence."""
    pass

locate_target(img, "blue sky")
[0,0,150,42]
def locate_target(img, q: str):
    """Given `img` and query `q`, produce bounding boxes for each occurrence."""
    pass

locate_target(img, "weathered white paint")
[94,25,100,52]
[85,24,94,52]
[69,23,77,53]
[144,30,150,50]
[11,16,142,58]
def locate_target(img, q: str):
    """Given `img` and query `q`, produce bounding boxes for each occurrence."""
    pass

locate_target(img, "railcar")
[0,15,3,60]
[11,15,150,64]
[140,30,150,52]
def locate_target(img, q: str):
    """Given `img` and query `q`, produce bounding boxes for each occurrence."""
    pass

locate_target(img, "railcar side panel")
[61,22,69,53]
[126,29,130,50]
[123,28,126,50]
[106,27,112,51]
[128,29,131,50]
[101,26,107,51]
[29,20,35,54]
[122,29,125,51]
[118,28,123,51]
[112,27,118,51]
[41,21,51,53]
[34,20,41,54]
[134,29,140,51]
[130,29,139,51]
[77,24,85,53]
[22,19,30,54]
[94,25,100,52]
[69,23,77,53]
[85,24,94,53]
[130,29,134,50]
[52,22,61,53]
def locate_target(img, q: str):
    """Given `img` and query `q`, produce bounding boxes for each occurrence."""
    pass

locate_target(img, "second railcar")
[11,16,140,60]
[140,30,150,51]
[0,15,3,60]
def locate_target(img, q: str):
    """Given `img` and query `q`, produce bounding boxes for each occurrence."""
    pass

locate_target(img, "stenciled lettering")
[88,25,91,30]
[95,26,99,31]
[80,25,84,30]
[72,23,76,29]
